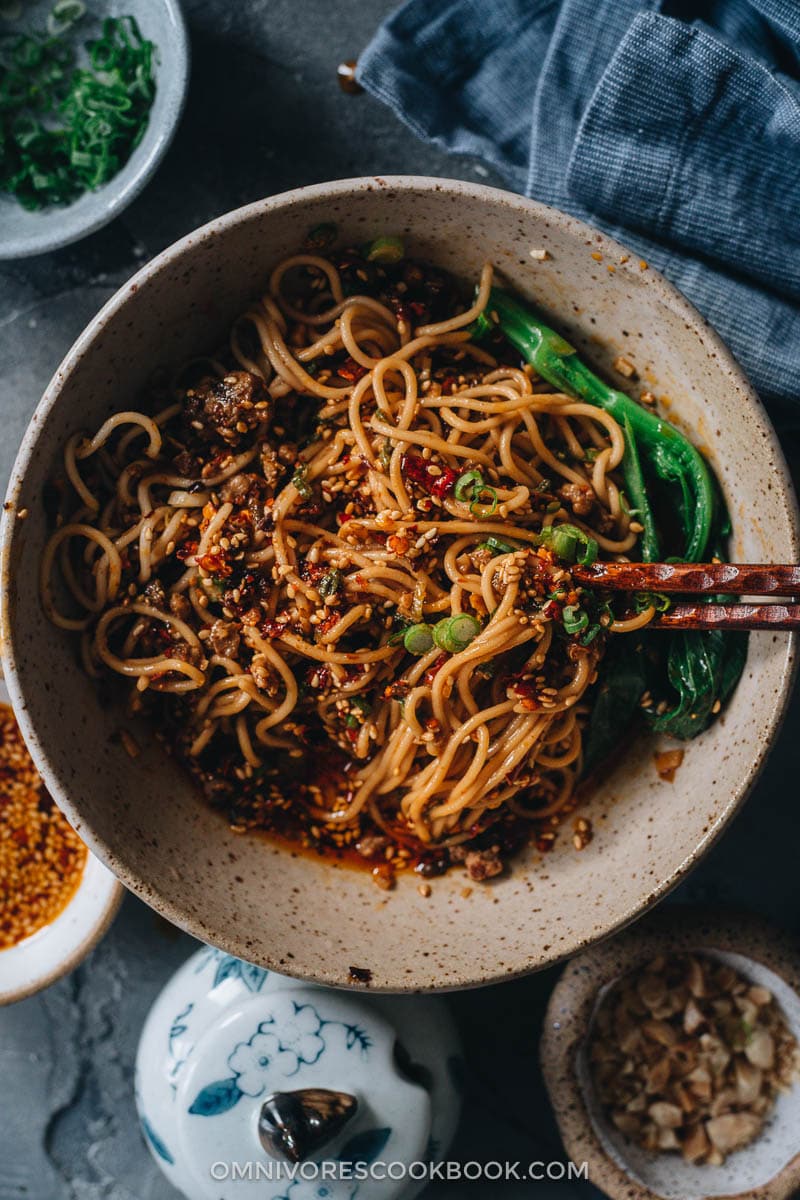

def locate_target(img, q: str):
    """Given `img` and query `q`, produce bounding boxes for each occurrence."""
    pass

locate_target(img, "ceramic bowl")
[540,909,800,1200]
[1,177,797,991]
[0,0,189,260]
[0,676,123,1005]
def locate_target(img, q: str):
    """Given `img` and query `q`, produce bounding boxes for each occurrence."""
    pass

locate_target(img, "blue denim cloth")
[357,0,800,409]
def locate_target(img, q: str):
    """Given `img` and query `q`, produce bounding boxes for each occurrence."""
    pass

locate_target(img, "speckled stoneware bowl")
[1,178,797,991]
[0,0,188,260]
[540,910,800,1200]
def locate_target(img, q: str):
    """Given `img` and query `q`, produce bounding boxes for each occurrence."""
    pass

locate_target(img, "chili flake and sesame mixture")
[0,703,87,949]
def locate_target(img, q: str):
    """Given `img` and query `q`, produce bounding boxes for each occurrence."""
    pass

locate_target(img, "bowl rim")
[2,175,798,990]
[0,855,124,1005]
[0,0,190,261]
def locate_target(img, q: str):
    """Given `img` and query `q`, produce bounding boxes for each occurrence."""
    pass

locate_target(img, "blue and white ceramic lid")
[135,947,463,1200]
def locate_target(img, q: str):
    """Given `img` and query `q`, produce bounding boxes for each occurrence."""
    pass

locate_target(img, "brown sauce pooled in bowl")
[0,703,87,948]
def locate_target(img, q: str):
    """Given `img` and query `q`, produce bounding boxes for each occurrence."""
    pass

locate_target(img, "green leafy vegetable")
[473,288,747,747]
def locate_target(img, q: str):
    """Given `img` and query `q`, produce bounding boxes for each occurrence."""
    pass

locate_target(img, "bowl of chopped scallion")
[0,0,188,257]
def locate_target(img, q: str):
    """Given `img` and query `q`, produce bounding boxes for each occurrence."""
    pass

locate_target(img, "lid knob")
[257,1088,358,1163]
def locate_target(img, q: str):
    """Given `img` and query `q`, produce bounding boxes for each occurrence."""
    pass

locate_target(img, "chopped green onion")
[581,623,603,646]
[562,604,589,634]
[365,235,404,264]
[478,536,520,556]
[403,623,434,656]
[454,469,483,502]
[47,0,86,37]
[305,222,337,251]
[0,15,157,211]
[291,466,312,499]
[634,591,671,614]
[318,569,342,598]
[539,523,598,566]
[470,486,497,517]
[432,613,481,654]
[379,439,393,469]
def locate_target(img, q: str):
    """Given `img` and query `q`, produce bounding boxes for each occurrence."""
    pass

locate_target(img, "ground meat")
[169,593,192,621]
[464,845,504,882]
[143,580,167,609]
[219,473,252,503]
[259,444,281,489]
[172,449,201,478]
[169,641,203,667]
[207,619,241,659]
[558,482,596,517]
[184,371,268,447]
[355,835,389,859]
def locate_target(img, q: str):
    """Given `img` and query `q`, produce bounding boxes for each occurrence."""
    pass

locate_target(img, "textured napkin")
[357,0,800,411]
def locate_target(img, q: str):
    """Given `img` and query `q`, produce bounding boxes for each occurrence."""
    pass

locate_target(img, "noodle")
[41,244,663,878]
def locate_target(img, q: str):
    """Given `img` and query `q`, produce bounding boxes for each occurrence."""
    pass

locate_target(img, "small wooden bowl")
[540,909,800,1200]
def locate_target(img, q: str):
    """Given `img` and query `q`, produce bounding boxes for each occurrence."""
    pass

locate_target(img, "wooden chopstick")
[571,562,800,631]
[573,562,800,596]
[652,603,800,631]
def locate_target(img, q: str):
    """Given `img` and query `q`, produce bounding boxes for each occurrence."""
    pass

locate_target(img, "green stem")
[473,289,716,562]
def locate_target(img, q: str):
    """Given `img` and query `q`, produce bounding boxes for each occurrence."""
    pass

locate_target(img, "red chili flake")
[541,599,561,620]
[424,654,448,685]
[401,453,458,499]
[383,680,410,701]
[260,618,288,639]
[441,375,457,395]
[336,512,352,525]
[337,357,368,383]
[300,561,328,584]
[317,612,340,638]
[430,465,457,499]
[196,552,233,577]
[511,680,537,700]
[176,540,198,562]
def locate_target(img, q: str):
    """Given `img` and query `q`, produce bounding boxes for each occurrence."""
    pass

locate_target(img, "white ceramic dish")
[1,177,797,991]
[0,0,189,260]
[0,677,123,1004]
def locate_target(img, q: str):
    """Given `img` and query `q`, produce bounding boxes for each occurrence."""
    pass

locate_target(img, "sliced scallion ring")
[432,613,481,653]
[403,624,434,656]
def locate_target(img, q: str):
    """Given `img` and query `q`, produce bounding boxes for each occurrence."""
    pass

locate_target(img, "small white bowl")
[0,678,123,1004]
[0,0,189,260]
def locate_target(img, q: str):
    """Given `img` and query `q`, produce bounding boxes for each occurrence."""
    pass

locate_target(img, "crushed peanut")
[590,954,800,1165]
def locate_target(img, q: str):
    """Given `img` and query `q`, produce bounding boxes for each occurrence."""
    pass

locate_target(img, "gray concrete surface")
[1,2,799,1197]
